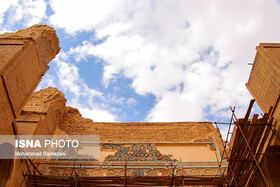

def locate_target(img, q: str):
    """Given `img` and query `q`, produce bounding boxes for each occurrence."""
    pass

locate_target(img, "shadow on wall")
[0,143,14,187]
[256,146,280,187]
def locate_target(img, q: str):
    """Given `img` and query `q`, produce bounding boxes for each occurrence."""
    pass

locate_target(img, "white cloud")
[42,51,117,122]
[0,0,47,32]
[56,58,81,96]
[0,0,18,24]
[49,0,122,34]
[107,94,125,105]
[146,91,204,122]
[127,98,137,106]
[79,107,116,122]
[9,0,47,27]
[69,41,95,62]
[48,0,280,125]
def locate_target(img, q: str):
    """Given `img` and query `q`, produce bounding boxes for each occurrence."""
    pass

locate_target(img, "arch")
[203,168,215,175]
[106,169,116,176]
[61,169,72,177]
[161,169,172,176]
[147,169,158,176]
[118,169,132,176]
[79,169,88,176]
[132,169,144,176]
[90,169,102,176]
[49,169,59,176]
[189,169,200,175]
[175,169,186,176]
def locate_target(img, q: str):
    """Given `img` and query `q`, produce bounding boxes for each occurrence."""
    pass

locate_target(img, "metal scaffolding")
[22,159,224,186]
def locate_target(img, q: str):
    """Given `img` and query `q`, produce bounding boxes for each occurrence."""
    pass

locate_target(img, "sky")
[1,0,280,139]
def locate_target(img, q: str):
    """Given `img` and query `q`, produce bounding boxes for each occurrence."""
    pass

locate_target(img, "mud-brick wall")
[246,43,280,113]
[0,25,60,186]
[246,43,280,144]
[246,43,280,187]
[0,25,60,136]
[6,88,67,187]
[15,87,67,135]
[0,77,14,135]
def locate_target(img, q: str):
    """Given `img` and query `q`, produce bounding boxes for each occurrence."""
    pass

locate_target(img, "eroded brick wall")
[0,25,60,135]
[0,25,60,186]
[6,88,67,187]
[246,43,280,187]
[246,43,280,113]
[16,87,66,135]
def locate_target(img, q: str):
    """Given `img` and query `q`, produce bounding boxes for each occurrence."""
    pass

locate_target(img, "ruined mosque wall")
[14,87,224,162]
[2,24,279,186]
[16,87,66,135]
[6,87,225,185]
[246,43,280,114]
[0,25,60,135]
[246,43,280,187]
[58,106,225,162]
[6,87,66,187]
[1,25,226,186]
[246,43,280,146]
[60,107,216,142]
[0,25,60,186]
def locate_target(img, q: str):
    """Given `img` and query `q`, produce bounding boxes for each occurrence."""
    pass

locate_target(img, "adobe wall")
[246,43,280,186]
[252,145,280,187]
[246,43,280,146]
[0,24,60,135]
[6,87,226,185]
[0,25,60,186]
[55,106,226,168]
[6,88,66,187]
[246,43,280,113]
[58,106,225,156]
[0,25,226,185]
[16,87,66,135]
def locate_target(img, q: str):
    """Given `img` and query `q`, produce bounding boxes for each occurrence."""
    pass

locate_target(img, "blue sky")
[1,0,280,138]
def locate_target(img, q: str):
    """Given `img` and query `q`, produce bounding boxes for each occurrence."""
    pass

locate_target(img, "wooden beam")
[244,99,255,123]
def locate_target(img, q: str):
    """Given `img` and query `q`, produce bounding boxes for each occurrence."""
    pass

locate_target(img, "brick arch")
[203,168,215,175]
[189,169,200,175]
[147,169,158,176]
[61,169,72,177]
[118,169,132,176]
[132,169,145,176]
[49,169,59,176]
[90,169,102,176]
[106,169,116,176]
[175,169,186,176]
[160,169,173,176]
[73,169,88,177]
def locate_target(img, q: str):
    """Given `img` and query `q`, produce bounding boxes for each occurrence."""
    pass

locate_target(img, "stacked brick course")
[246,43,280,186]
[0,25,60,186]
[0,25,60,135]
[246,43,280,113]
